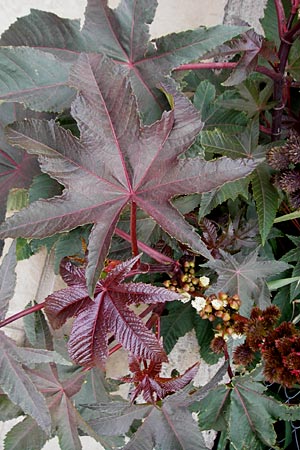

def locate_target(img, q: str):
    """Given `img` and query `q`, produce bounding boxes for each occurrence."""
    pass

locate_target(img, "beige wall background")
[0,0,266,449]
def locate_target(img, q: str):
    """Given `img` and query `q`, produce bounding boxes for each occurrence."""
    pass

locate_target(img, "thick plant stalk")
[0,301,45,328]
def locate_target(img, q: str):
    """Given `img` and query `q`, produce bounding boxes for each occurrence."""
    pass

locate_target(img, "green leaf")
[0,240,17,320]
[193,314,220,364]
[198,178,249,220]
[0,47,74,112]
[198,373,300,450]
[29,173,63,203]
[193,80,247,132]
[260,0,290,48]
[274,210,300,223]
[267,275,300,291]
[0,393,23,421]
[220,78,274,117]
[4,416,47,450]
[0,331,51,433]
[160,301,195,354]
[0,1,246,121]
[251,163,279,245]
[205,248,290,314]
[6,188,28,212]
[23,304,53,350]
[0,9,83,51]
[290,261,300,301]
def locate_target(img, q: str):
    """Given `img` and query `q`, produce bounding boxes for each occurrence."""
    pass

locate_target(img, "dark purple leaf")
[0,1,246,120]
[0,54,259,294]
[0,103,40,227]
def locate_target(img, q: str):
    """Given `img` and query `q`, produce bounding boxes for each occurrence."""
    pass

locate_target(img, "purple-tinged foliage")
[45,256,181,368]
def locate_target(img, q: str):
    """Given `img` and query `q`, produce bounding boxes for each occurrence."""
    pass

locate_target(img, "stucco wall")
[0,0,267,449]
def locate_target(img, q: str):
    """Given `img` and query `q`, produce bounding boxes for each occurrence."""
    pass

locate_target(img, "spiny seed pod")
[233,343,254,366]
[211,336,226,354]
[278,170,300,193]
[266,145,291,170]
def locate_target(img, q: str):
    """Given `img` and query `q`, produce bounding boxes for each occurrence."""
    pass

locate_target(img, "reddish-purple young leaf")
[45,256,181,368]
[123,357,199,403]
[0,54,259,295]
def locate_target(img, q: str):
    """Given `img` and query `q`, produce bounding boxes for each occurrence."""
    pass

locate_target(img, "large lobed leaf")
[0,331,51,433]
[205,248,290,315]
[0,54,258,294]
[198,371,300,450]
[0,0,246,121]
[45,256,182,368]
[201,119,279,244]
[87,362,227,450]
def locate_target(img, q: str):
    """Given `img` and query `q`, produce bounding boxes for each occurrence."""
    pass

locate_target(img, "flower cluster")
[163,260,210,294]
[267,129,300,209]
[232,305,300,387]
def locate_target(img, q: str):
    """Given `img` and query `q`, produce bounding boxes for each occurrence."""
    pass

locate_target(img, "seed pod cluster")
[267,129,300,209]
[163,260,210,294]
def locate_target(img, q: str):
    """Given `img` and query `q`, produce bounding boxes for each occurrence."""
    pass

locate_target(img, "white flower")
[211,299,223,310]
[191,296,206,312]
[199,276,210,287]
[180,292,191,303]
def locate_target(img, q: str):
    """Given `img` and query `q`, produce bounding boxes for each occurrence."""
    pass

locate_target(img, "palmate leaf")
[193,80,247,133]
[0,54,258,295]
[198,372,300,450]
[0,331,51,433]
[0,1,246,122]
[45,256,182,367]
[122,357,199,403]
[205,248,289,315]
[88,363,227,450]
[201,119,278,243]
[26,366,87,450]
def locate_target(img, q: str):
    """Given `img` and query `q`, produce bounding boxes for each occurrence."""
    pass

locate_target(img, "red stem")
[174,62,237,71]
[115,227,176,265]
[175,62,280,81]
[223,343,234,379]
[0,302,46,329]
[130,201,139,257]
[275,0,287,37]
[271,15,300,140]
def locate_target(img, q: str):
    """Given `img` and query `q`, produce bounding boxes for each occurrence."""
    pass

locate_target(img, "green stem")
[0,302,46,329]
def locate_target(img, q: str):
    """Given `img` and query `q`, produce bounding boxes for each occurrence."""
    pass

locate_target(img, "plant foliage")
[1,0,300,449]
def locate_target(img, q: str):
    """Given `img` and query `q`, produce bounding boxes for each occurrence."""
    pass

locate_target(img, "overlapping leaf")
[205,248,289,315]
[122,356,199,403]
[0,104,40,255]
[87,362,227,450]
[0,1,246,121]
[198,371,300,450]
[201,119,278,243]
[45,256,182,368]
[0,54,258,294]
